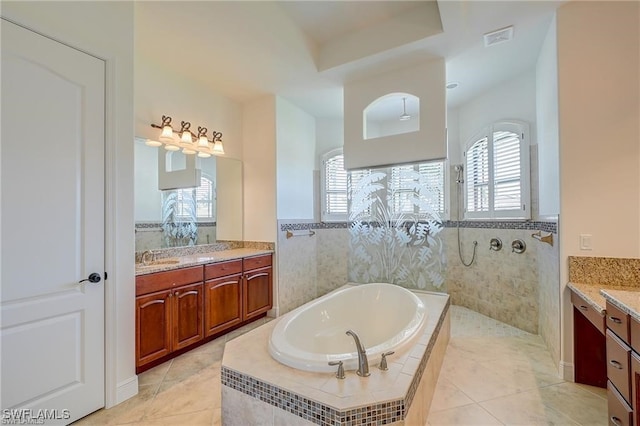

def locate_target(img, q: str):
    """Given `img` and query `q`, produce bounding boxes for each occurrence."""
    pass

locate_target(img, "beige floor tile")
[480,390,579,425]
[164,350,223,382]
[427,403,503,425]
[538,382,608,426]
[129,409,215,425]
[429,376,475,412]
[575,383,608,400]
[138,362,172,387]
[74,384,159,425]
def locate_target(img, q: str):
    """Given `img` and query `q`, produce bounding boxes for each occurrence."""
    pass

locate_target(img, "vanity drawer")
[607,302,630,343]
[607,329,631,404]
[136,266,203,296]
[205,260,242,280]
[243,254,272,271]
[608,381,633,426]
[571,290,605,334]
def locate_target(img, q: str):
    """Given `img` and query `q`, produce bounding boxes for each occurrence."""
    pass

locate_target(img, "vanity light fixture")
[399,97,411,121]
[147,115,225,157]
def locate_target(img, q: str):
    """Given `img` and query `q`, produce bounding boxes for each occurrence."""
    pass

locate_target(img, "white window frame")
[174,174,216,222]
[463,120,530,220]
[321,146,447,222]
[321,148,348,222]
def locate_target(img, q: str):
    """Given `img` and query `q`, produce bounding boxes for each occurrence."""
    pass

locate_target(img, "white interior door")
[1,19,105,423]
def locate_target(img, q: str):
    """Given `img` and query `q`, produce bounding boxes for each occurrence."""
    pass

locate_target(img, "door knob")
[79,273,101,284]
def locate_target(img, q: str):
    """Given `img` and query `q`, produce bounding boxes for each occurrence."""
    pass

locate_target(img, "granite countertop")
[135,247,273,276]
[601,288,640,322]
[567,282,635,314]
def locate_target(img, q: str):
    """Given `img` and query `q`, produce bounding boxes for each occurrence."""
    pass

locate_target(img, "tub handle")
[328,361,345,379]
[379,351,395,371]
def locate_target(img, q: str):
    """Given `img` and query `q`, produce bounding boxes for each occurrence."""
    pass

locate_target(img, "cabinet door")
[243,267,272,320]
[632,352,640,426]
[136,289,172,368]
[172,282,204,351]
[205,274,242,337]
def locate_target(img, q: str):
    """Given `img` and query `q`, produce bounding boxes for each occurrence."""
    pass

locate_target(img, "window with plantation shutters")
[175,175,215,220]
[464,121,530,219]
[321,149,348,221]
[390,162,445,217]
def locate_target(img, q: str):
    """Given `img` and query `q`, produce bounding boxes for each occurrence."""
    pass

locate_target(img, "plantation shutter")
[195,176,214,218]
[322,152,348,221]
[493,130,521,211]
[390,165,415,215]
[418,161,445,215]
[466,137,489,213]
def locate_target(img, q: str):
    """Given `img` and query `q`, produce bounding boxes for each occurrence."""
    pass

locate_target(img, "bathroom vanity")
[135,249,273,373]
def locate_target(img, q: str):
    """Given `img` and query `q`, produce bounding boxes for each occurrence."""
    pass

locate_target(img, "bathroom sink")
[136,258,180,268]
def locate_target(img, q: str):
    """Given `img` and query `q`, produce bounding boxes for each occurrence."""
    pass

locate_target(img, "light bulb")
[181,131,193,144]
[182,147,197,155]
[197,135,209,148]
[212,140,225,155]
[145,139,162,147]
[159,125,174,142]
[164,144,180,151]
[197,151,211,158]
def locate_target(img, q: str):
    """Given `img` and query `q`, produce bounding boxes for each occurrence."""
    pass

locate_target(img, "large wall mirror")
[134,138,243,252]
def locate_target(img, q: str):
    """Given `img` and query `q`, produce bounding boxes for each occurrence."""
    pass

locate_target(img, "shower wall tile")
[537,230,560,368]
[316,228,349,297]
[276,221,318,315]
[445,227,540,334]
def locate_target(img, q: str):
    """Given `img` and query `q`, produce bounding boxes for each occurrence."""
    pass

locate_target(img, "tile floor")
[75,307,607,425]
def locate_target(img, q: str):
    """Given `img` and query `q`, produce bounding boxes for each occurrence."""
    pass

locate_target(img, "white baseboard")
[559,361,574,382]
[267,306,279,318]
[114,375,138,406]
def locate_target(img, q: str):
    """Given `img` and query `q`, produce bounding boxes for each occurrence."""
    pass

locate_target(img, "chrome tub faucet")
[346,330,370,377]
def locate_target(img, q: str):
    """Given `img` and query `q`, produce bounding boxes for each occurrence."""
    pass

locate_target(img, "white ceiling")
[135,1,564,119]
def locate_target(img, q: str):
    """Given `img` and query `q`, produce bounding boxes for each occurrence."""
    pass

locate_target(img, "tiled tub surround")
[276,220,560,362]
[221,289,450,426]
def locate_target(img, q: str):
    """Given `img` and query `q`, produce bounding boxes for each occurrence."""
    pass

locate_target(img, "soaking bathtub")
[268,283,428,372]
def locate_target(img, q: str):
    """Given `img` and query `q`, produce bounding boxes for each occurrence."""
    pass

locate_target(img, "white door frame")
[1,17,136,409]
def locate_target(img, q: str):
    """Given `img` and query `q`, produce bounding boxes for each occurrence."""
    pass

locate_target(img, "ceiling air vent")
[483,26,514,47]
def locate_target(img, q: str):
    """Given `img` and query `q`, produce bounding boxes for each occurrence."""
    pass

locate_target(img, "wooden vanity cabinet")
[204,260,243,337]
[136,266,203,370]
[571,289,607,388]
[243,255,273,321]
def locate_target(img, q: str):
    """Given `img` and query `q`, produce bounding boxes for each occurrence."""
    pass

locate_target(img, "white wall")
[134,57,243,161]
[275,97,316,220]
[344,58,447,169]
[1,0,136,407]
[456,70,537,150]
[243,96,277,242]
[536,16,560,217]
[315,118,344,168]
[557,1,640,378]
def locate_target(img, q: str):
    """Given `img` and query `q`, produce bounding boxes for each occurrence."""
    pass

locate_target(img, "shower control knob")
[489,238,503,251]
[511,239,526,254]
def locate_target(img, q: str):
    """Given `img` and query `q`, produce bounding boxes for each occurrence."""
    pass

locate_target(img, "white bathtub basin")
[268,283,427,372]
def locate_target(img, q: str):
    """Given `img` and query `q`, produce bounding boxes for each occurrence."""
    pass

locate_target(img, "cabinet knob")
[610,416,623,426]
[609,316,622,324]
[579,305,588,311]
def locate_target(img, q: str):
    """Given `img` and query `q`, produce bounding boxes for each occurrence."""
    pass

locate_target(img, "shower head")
[454,164,464,184]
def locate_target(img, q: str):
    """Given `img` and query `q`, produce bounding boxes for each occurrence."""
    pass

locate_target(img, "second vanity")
[568,256,640,426]
[135,248,273,373]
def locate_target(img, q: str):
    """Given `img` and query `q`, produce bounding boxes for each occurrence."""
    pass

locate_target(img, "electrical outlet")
[579,234,593,250]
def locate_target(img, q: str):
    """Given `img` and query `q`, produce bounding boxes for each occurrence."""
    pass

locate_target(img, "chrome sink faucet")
[346,330,370,377]
[141,250,156,266]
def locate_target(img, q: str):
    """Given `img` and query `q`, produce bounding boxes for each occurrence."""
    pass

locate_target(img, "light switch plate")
[579,234,593,250]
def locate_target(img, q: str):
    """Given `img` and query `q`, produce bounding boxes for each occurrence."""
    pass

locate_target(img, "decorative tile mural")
[161,190,198,247]
[347,169,446,291]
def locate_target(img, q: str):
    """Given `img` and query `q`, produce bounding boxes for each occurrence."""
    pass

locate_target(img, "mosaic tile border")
[221,298,450,426]
[135,221,216,229]
[442,220,558,234]
[279,220,557,233]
